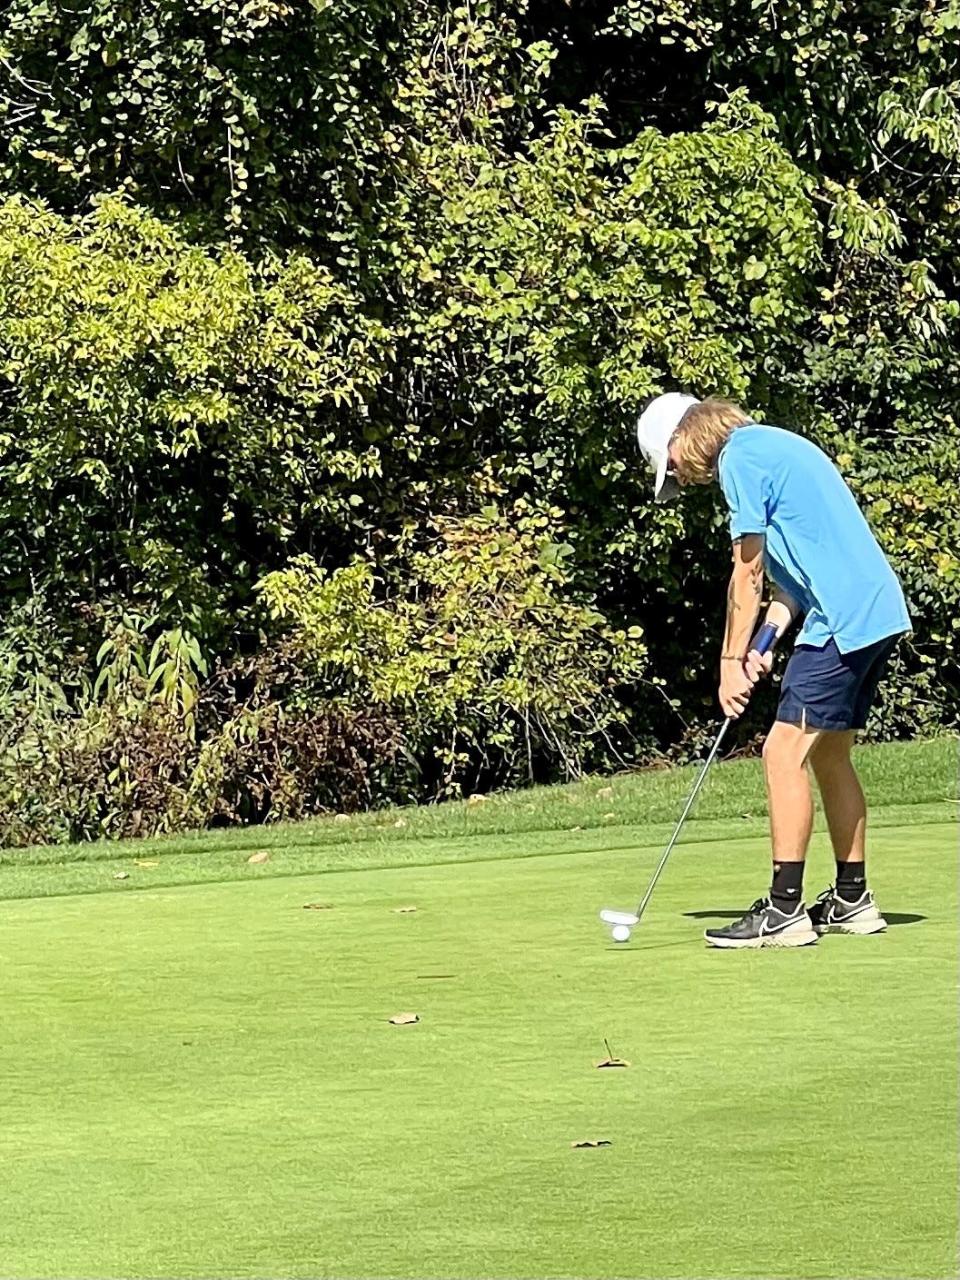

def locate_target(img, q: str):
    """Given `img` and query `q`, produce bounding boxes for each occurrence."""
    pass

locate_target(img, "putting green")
[0,818,956,1279]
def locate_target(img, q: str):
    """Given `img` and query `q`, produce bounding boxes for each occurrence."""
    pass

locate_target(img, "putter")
[600,624,778,934]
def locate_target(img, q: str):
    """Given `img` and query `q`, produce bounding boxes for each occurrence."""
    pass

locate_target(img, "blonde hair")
[673,397,751,484]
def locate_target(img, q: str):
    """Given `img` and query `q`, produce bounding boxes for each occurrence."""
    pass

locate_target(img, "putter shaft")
[632,717,731,922]
[606,625,778,930]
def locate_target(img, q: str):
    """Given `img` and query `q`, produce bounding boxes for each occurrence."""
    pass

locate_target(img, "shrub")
[0,194,389,646]
[0,616,403,848]
[257,504,651,794]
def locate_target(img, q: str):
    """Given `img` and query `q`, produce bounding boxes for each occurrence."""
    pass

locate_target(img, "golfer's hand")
[719,663,753,719]
[744,647,775,685]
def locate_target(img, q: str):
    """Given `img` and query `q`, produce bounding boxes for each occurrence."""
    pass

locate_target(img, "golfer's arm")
[764,588,800,639]
[721,535,765,663]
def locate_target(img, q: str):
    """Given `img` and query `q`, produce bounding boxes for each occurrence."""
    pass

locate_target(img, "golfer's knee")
[762,727,811,777]
[810,729,854,776]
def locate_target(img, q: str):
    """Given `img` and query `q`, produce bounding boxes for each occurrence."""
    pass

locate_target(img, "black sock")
[836,861,867,901]
[770,861,805,913]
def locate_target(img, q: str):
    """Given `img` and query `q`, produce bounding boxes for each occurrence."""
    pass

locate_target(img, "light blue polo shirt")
[718,424,910,653]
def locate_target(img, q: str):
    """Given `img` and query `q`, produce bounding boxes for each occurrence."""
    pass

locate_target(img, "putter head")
[600,908,640,928]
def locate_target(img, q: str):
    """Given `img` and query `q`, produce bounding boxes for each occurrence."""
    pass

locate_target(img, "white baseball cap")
[635,392,700,502]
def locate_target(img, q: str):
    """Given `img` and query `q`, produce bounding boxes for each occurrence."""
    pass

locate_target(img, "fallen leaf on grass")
[247,850,270,864]
[596,1038,629,1068]
[596,786,614,800]
[391,906,417,914]
[388,1012,419,1025]
[393,818,407,828]
[134,859,159,868]
[333,813,351,823]
[602,811,616,820]
[571,1139,611,1148]
[302,902,333,910]
[112,871,129,880]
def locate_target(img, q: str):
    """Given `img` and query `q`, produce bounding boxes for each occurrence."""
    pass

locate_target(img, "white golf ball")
[611,924,631,943]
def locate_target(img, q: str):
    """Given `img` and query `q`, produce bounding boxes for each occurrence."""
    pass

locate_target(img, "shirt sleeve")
[719,443,771,540]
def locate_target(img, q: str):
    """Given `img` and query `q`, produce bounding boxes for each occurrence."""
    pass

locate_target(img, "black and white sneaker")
[704,897,818,949]
[808,886,887,936]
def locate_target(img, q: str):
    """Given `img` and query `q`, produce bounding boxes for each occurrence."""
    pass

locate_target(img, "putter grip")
[752,622,778,656]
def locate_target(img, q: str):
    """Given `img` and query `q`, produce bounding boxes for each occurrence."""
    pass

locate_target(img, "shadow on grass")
[683,910,927,927]
[602,938,694,955]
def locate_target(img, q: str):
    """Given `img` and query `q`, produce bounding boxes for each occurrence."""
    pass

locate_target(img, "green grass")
[0,737,957,1279]
[1,736,956,901]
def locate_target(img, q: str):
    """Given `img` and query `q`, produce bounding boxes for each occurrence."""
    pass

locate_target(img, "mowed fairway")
[0,743,957,1280]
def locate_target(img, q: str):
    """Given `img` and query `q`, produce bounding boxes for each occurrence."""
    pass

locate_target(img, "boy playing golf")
[635,394,911,948]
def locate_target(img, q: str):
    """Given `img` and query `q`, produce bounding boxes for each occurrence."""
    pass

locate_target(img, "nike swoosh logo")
[758,915,794,935]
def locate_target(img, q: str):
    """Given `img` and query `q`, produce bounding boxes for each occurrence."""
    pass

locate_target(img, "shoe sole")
[814,915,887,936]
[705,929,818,950]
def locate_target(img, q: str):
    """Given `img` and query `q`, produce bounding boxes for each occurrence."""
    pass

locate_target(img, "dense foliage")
[0,1,956,843]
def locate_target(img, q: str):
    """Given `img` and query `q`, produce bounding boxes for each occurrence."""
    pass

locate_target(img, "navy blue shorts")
[776,635,901,732]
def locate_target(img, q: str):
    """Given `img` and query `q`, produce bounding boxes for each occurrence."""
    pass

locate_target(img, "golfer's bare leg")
[807,728,885,931]
[810,730,864,865]
[703,719,823,945]
[762,721,823,862]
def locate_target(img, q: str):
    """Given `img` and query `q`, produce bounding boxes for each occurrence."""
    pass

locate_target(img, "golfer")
[636,394,911,948]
